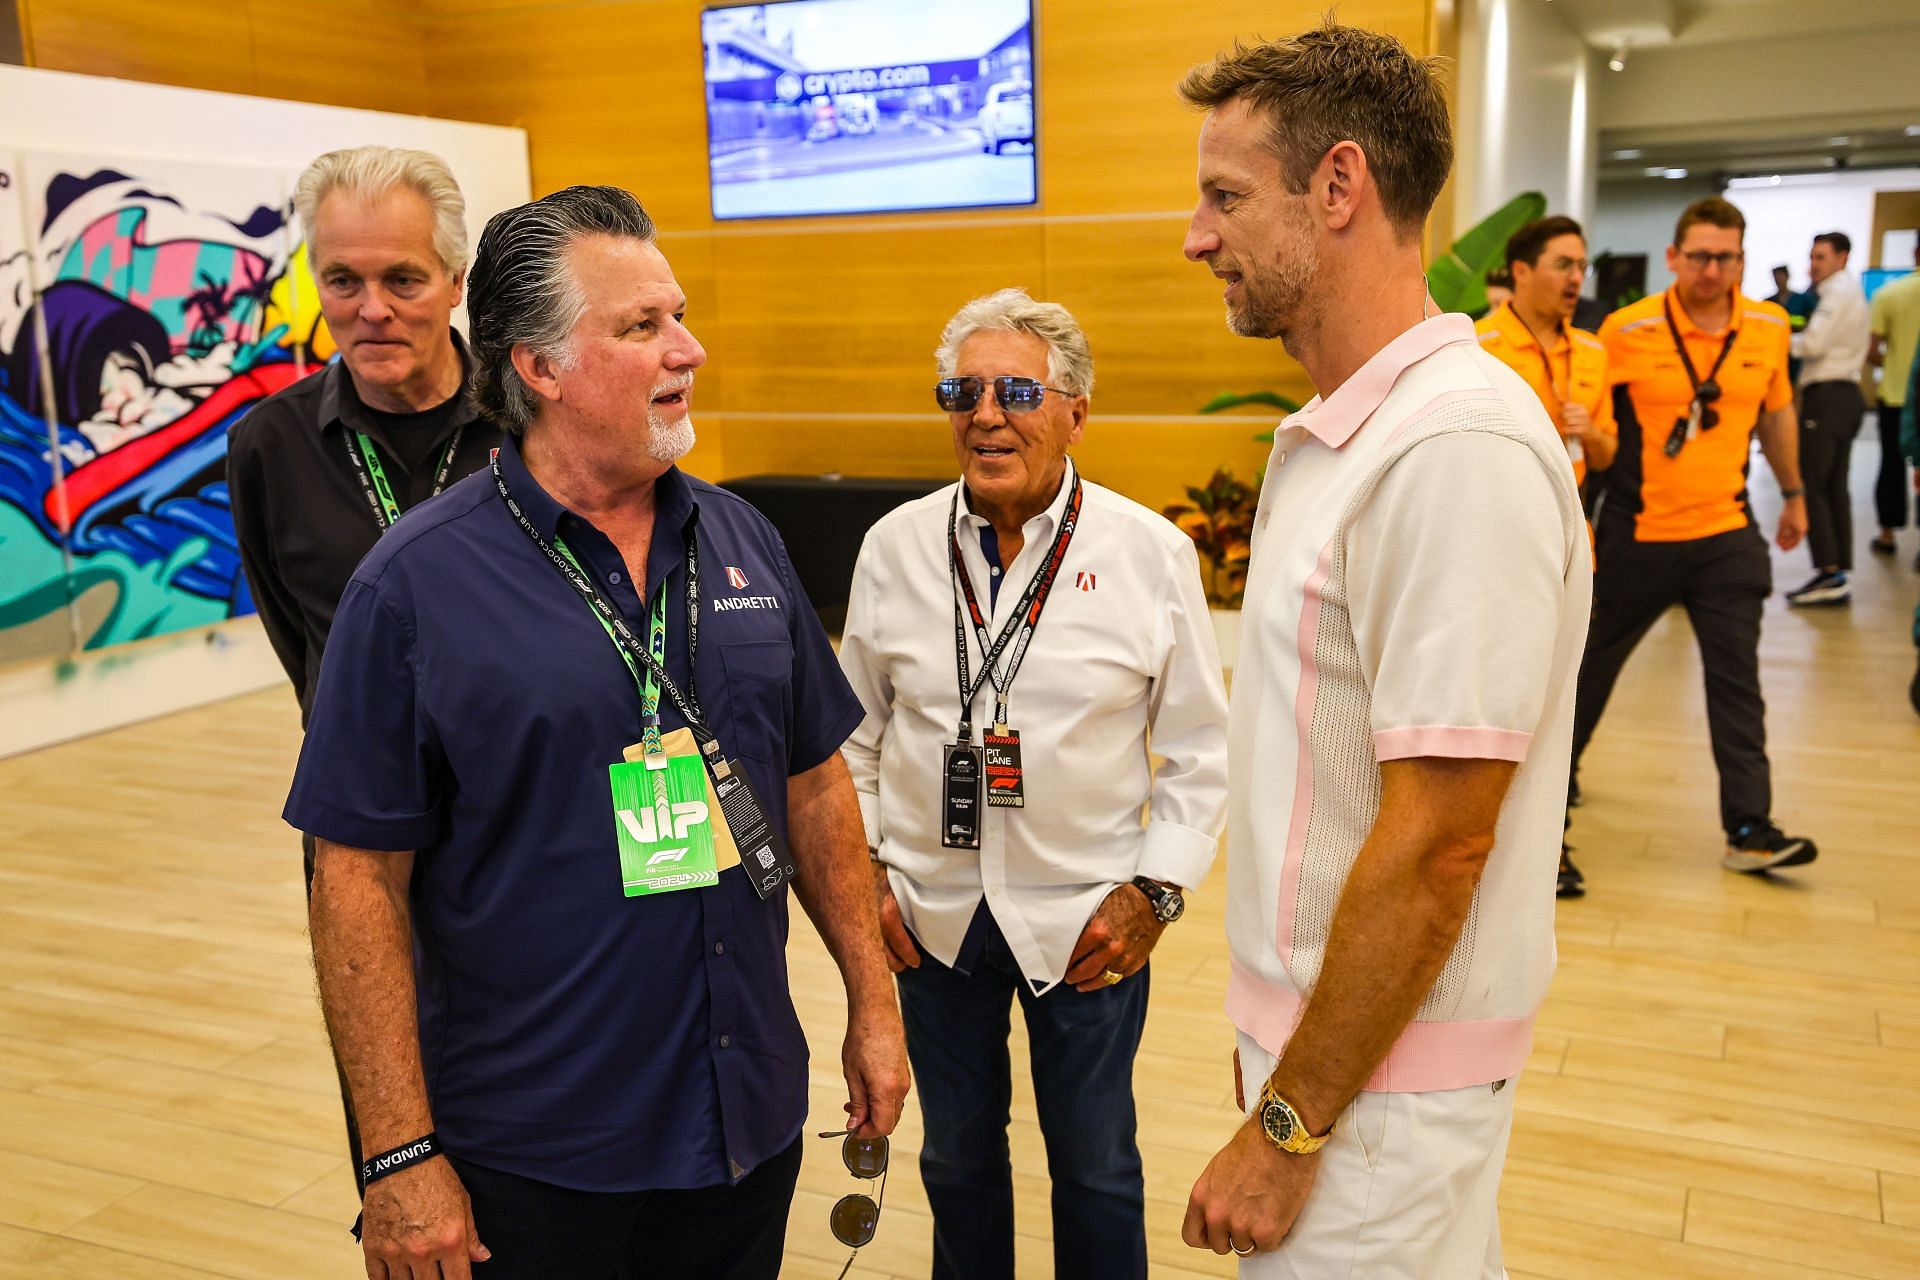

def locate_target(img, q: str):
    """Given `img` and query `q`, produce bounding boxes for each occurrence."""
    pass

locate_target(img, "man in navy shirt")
[286,185,909,1280]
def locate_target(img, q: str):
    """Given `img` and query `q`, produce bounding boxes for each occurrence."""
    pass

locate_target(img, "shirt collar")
[494,430,698,544]
[1290,313,1476,449]
[1663,287,1749,339]
[1814,270,1857,298]
[958,457,1077,536]
[317,328,478,434]
[1490,301,1563,355]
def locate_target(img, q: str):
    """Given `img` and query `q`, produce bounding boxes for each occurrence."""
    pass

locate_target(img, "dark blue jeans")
[896,914,1149,1280]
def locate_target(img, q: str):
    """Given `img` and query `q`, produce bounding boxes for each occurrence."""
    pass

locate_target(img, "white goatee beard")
[645,410,695,463]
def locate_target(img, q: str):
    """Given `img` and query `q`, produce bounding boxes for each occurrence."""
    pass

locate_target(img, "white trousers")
[1235,1031,1514,1279]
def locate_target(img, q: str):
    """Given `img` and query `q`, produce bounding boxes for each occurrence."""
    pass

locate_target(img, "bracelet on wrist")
[360,1131,441,1190]
[1779,488,1805,499]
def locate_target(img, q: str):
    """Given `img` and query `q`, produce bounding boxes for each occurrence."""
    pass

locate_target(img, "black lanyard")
[343,422,467,532]
[1663,294,1739,407]
[491,452,715,757]
[1509,306,1567,415]
[947,466,1084,742]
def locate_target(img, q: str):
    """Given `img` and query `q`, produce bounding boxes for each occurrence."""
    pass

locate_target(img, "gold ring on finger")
[1101,968,1124,985]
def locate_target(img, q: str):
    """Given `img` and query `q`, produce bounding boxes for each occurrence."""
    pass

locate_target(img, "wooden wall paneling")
[23,0,433,116]
[426,0,715,231]
[22,0,257,96]
[702,220,1050,416]
[246,1,430,118]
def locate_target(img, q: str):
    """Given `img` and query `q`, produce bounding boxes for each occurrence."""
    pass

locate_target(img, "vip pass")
[490,452,797,900]
[941,466,1084,849]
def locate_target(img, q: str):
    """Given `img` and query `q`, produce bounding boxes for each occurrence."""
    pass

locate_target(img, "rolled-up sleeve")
[1347,431,1568,765]
[1134,534,1229,889]
[836,535,892,850]
[283,576,445,851]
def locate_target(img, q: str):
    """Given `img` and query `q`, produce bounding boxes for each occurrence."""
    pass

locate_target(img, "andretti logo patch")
[726,565,749,589]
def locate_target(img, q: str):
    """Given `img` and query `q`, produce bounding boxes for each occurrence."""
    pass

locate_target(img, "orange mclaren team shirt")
[1598,289,1793,543]
[1474,302,1614,489]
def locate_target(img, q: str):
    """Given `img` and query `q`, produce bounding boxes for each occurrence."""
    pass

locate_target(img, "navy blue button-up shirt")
[284,433,864,1192]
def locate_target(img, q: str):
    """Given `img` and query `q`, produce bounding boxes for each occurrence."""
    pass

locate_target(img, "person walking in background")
[1786,231,1871,606]
[1574,197,1816,879]
[1476,214,1615,898]
[1869,238,1920,566]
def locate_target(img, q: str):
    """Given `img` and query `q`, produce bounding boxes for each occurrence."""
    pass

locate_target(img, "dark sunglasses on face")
[935,375,1074,415]
[820,1129,888,1278]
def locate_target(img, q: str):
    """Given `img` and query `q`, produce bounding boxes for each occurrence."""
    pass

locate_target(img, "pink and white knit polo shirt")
[1224,312,1591,1093]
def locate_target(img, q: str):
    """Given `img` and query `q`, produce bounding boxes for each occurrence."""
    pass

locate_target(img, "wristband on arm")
[349,1132,442,1242]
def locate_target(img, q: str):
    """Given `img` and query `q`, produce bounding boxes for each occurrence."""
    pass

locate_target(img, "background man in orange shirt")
[1476,214,1614,896]
[1570,197,1816,881]
[1476,215,1616,495]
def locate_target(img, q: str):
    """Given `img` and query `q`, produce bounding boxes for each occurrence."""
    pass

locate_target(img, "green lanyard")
[346,425,466,531]
[555,539,670,759]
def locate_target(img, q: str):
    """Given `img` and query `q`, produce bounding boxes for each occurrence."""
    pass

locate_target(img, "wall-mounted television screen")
[701,0,1037,221]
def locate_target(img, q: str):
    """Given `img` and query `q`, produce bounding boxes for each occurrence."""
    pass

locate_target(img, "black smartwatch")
[1131,876,1185,924]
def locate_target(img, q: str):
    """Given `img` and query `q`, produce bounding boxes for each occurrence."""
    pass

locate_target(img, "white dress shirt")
[839,463,1229,991]
[1793,269,1871,386]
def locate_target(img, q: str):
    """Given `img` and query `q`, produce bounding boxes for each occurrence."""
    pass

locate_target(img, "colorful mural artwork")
[0,151,330,663]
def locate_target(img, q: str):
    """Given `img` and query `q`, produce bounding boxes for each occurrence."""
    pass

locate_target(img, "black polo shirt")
[225,332,500,722]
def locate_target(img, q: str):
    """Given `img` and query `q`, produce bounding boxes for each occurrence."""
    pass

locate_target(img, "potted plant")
[1163,467,1259,667]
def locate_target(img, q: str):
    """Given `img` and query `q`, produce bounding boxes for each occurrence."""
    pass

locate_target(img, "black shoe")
[1567,774,1582,808]
[1910,654,1920,719]
[1786,571,1850,607]
[1557,846,1585,898]
[1722,822,1818,874]
[1870,535,1898,556]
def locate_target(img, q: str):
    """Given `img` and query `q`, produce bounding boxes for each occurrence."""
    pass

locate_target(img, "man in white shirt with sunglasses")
[839,287,1228,1280]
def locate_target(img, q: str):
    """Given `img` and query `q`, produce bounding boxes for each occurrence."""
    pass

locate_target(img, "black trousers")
[304,830,365,1193]
[1876,402,1914,532]
[1800,380,1866,571]
[1572,520,1773,833]
[454,1139,803,1280]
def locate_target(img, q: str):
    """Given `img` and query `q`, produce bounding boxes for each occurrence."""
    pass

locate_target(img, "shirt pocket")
[716,637,796,769]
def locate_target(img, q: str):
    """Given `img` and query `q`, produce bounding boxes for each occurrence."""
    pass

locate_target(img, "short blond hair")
[1179,21,1452,236]
[294,146,469,276]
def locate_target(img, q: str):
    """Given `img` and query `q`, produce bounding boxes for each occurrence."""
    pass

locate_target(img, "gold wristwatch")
[1256,1080,1332,1154]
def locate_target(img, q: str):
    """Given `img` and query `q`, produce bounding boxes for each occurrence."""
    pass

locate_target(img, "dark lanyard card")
[713,764,794,899]
[983,728,1024,809]
[942,742,984,849]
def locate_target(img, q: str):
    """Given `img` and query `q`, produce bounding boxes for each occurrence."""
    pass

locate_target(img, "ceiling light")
[1662,168,1689,180]
[1612,148,1642,160]
[1907,125,1920,137]
[1829,136,1852,147]
[1607,44,1628,72]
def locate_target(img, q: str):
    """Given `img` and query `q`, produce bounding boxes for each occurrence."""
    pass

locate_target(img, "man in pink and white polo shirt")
[1176,23,1591,1277]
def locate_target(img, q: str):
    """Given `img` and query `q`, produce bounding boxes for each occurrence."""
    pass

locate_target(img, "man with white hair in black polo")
[839,287,1229,1280]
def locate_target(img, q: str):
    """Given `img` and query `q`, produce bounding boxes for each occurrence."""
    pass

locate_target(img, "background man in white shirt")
[1787,230,1872,606]
[838,288,1229,1280]
[1177,23,1589,1276]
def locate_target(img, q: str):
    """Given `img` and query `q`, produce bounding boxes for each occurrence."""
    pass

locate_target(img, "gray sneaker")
[1722,822,1818,873]
[1786,572,1850,607]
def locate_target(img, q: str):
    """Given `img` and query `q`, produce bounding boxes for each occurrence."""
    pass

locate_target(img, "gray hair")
[466,185,657,433]
[293,146,469,276]
[935,288,1095,397]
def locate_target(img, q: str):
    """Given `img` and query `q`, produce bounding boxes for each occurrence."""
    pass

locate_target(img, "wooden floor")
[2,474,1918,1278]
